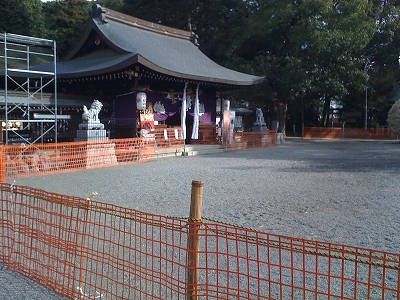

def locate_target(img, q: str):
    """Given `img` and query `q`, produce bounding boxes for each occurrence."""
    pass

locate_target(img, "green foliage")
[97,0,124,11]
[234,0,379,127]
[42,0,92,58]
[0,0,44,37]
[1,0,400,129]
[361,1,400,125]
[117,0,400,130]
[122,0,194,29]
[122,0,252,61]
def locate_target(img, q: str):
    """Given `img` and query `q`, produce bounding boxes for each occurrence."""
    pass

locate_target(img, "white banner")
[191,84,200,140]
[181,82,187,140]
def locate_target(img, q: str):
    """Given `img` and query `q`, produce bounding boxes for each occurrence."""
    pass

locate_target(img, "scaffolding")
[0,32,57,145]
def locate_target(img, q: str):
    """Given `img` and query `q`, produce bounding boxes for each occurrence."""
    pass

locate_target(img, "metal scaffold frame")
[0,32,57,145]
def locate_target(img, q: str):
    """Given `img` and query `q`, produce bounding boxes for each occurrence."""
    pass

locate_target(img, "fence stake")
[186,180,203,300]
[76,194,99,300]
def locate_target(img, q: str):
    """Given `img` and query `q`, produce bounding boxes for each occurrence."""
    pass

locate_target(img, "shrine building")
[1,4,263,144]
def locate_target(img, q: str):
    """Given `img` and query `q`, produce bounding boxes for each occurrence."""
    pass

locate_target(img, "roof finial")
[89,4,108,24]
[188,15,200,47]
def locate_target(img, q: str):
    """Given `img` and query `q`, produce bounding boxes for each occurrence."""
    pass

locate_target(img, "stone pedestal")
[253,108,267,132]
[277,132,285,144]
[252,125,267,132]
[74,100,118,168]
[74,120,117,169]
[75,120,108,142]
[85,142,118,169]
[75,129,108,142]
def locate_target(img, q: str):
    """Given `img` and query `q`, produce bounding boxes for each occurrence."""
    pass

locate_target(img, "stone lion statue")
[255,108,264,123]
[82,99,103,123]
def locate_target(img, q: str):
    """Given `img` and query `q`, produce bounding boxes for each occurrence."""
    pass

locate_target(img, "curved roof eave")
[136,55,264,86]
[91,17,264,86]
[57,51,138,79]
[55,5,265,87]
[55,51,264,86]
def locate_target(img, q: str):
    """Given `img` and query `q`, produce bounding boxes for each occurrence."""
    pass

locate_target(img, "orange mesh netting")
[0,183,399,299]
[4,138,157,179]
[303,127,395,139]
[3,129,279,180]
[0,146,5,182]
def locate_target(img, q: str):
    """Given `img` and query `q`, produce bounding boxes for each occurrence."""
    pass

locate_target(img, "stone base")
[85,142,118,169]
[277,132,285,144]
[75,129,108,142]
[252,126,268,132]
[79,122,104,130]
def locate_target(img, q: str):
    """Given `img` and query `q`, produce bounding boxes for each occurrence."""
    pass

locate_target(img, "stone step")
[155,144,226,158]
[182,144,225,156]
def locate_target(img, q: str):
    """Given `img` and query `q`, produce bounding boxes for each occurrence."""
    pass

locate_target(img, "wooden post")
[186,180,203,300]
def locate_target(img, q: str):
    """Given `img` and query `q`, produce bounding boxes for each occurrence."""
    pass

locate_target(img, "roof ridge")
[91,4,191,40]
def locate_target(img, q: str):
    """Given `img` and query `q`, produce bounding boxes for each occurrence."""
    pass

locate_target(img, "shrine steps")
[182,144,225,156]
[155,144,225,158]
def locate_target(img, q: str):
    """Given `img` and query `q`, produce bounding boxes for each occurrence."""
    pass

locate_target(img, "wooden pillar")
[186,180,203,300]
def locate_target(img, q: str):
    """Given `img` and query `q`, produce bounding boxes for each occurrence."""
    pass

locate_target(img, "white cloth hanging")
[181,82,187,140]
[191,84,200,140]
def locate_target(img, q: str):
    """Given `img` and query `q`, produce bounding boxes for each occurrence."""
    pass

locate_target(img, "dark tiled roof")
[53,50,136,78]
[53,5,263,87]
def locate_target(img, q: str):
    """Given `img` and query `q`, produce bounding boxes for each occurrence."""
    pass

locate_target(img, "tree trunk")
[277,102,287,133]
[321,98,331,127]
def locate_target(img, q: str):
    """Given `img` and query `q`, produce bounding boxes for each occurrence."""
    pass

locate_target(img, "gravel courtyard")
[9,138,400,253]
[2,138,400,299]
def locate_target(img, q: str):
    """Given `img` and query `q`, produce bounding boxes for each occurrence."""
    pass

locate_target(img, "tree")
[42,0,92,58]
[231,1,309,131]
[0,0,44,37]
[97,0,124,12]
[2,0,398,132]
[234,0,378,131]
[122,0,252,61]
[122,0,192,27]
[312,0,378,127]
[387,100,400,136]
[360,0,400,127]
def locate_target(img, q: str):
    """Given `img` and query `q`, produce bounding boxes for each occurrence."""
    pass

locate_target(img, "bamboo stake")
[186,180,203,300]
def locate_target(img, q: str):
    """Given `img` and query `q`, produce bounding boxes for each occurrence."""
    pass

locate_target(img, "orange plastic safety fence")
[0,183,189,299]
[1,183,399,299]
[3,129,279,180]
[227,131,277,151]
[114,137,156,164]
[0,146,5,182]
[153,127,185,149]
[4,138,157,179]
[198,124,218,143]
[196,221,400,299]
[303,127,395,140]
[154,127,184,146]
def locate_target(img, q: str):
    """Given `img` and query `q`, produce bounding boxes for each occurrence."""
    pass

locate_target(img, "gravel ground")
[2,138,400,298]
[0,263,66,300]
